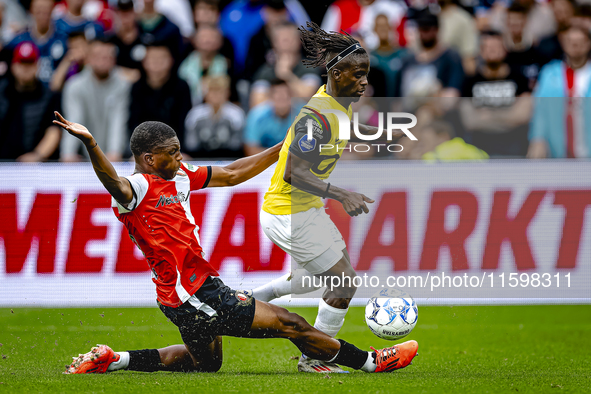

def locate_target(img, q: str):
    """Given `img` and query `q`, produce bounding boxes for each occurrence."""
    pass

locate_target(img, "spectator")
[419,121,489,161]
[193,0,234,65]
[460,30,532,157]
[128,43,191,150]
[54,0,104,39]
[536,0,574,66]
[219,0,264,78]
[501,3,541,90]
[528,26,591,159]
[572,4,591,32]
[49,30,89,91]
[321,0,365,34]
[219,0,309,78]
[489,0,556,44]
[244,0,289,81]
[194,0,220,25]
[437,0,478,75]
[5,0,68,85]
[370,13,409,97]
[0,42,61,161]
[110,0,144,82]
[53,0,117,35]
[90,1,118,35]
[61,38,130,161]
[244,78,300,155]
[321,0,406,51]
[178,23,228,106]
[138,0,183,62]
[250,22,321,106]
[395,9,464,97]
[184,75,245,158]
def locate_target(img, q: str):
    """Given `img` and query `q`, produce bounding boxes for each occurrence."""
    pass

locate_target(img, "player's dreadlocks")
[299,21,366,71]
[130,121,178,156]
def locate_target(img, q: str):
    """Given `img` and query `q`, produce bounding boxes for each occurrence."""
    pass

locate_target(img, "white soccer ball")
[365,288,418,340]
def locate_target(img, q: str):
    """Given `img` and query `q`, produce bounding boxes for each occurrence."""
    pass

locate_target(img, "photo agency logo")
[306,111,418,153]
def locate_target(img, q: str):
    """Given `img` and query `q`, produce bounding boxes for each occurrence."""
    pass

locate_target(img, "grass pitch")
[0,305,589,393]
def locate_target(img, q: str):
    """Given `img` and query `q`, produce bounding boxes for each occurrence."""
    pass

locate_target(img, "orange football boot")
[64,344,120,374]
[371,340,419,372]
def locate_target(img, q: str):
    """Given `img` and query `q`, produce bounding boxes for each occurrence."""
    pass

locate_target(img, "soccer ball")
[365,288,418,340]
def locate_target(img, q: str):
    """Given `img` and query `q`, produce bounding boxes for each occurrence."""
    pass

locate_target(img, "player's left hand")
[340,191,375,217]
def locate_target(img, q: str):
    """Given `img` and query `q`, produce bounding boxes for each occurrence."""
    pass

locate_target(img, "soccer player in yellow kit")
[247,23,404,373]
[56,110,418,375]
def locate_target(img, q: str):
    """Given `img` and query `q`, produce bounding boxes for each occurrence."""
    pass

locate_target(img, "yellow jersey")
[262,85,352,215]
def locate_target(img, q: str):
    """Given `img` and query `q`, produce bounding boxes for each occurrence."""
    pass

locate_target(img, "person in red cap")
[12,41,39,64]
[5,0,68,85]
[0,41,61,161]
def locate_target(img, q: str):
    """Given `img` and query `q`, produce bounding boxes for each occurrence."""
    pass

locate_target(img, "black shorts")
[158,277,256,348]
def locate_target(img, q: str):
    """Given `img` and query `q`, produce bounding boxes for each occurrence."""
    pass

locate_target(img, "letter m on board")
[0,193,61,273]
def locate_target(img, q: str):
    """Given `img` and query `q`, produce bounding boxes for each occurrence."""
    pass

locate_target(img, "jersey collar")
[314,84,350,114]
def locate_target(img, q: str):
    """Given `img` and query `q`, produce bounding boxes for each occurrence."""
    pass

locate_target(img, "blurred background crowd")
[0,0,590,162]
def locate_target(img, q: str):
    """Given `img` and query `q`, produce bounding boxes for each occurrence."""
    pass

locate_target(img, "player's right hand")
[340,191,374,217]
[53,111,94,146]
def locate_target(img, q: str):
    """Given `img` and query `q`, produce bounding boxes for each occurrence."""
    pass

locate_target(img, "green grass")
[0,305,590,393]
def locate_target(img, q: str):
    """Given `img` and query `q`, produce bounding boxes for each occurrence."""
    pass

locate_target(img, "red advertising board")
[1,161,590,305]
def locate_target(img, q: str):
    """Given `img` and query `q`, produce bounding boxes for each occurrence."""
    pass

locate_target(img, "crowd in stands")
[0,0,590,162]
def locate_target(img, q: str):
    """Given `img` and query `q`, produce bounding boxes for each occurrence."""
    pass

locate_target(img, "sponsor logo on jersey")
[183,163,199,172]
[306,118,323,138]
[155,191,187,208]
[299,135,316,153]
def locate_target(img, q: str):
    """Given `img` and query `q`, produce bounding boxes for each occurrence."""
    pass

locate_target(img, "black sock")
[332,339,370,370]
[127,349,163,372]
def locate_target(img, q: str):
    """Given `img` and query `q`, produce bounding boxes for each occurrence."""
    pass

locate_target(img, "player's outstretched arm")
[53,112,133,204]
[207,141,283,187]
[284,152,374,217]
